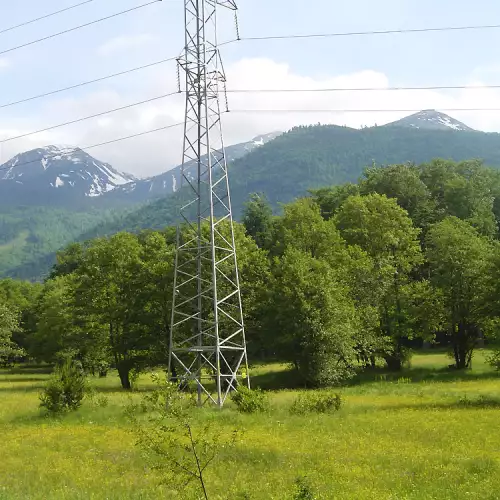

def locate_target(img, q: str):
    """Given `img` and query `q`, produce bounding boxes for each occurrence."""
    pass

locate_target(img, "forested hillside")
[7,120,500,280]
[86,124,500,234]
[0,207,131,279]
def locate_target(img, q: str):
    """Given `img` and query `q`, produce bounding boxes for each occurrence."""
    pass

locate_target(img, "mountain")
[0,133,281,279]
[8,110,500,280]
[104,132,282,204]
[0,134,281,208]
[0,145,136,207]
[385,109,474,131]
[78,119,500,240]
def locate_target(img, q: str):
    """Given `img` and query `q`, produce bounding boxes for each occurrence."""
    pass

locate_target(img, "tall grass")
[0,350,499,499]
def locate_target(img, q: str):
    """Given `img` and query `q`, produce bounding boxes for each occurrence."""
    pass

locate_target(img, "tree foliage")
[0,300,22,367]
[426,217,491,368]
[6,158,500,386]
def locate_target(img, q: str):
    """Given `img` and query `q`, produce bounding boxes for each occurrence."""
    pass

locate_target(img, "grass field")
[1,350,500,499]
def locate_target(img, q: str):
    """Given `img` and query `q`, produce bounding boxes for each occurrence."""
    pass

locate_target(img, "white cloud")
[97,34,158,57]
[0,58,10,70]
[3,58,500,177]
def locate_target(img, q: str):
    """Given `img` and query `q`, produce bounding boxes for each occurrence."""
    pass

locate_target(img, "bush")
[457,394,500,408]
[86,386,109,408]
[487,349,500,372]
[293,477,318,500]
[231,386,269,413]
[290,391,342,415]
[39,359,87,415]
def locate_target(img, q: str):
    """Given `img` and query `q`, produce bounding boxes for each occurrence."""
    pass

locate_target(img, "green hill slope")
[0,207,131,280]
[8,123,500,280]
[84,125,500,232]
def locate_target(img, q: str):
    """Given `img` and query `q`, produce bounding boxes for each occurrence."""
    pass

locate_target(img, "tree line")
[2,159,500,388]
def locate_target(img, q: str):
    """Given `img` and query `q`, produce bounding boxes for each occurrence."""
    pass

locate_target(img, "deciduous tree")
[426,217,491,368]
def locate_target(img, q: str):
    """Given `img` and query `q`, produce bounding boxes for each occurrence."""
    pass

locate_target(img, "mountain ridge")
[0,145,136,207]
[4,110,500,280]
[0,133,282,207]
[384,109,474,132]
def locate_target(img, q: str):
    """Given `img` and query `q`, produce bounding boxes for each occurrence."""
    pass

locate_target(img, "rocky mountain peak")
[384,110,474,132]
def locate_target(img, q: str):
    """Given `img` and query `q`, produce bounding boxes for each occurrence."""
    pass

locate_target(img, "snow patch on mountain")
[0,144,136,199]
[384,110,474,132]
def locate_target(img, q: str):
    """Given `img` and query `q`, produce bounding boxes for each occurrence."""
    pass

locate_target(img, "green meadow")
[1,350,500,500]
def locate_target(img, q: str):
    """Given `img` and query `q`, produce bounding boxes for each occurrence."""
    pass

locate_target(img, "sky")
[2,0,500,177]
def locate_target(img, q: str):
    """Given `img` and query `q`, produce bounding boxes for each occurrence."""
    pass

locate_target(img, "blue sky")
[2,0,500,176]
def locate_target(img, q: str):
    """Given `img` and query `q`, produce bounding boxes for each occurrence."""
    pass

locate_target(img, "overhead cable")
[5,79,500,112]
[0,57,178,110]
[0,91,181,144]
[231,107,500,113]
[0,122,184,172]
[0,0,96,36]
[230,22,500,44]
[225,84,500,93]
[0,0,162,58]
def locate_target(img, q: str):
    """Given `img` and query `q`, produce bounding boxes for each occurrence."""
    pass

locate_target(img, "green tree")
[32,275,109,373]
[419,159,498,237]
[360,163,436,230]
[426,217,491,368]
[74,233,158,389]
[310,183,360,220]
[271,248,358,386]
[277,198,346,261]
[230,223,271,359]
[271,198,384,370]
[336,194,424,369]
[0,278,41,354]
[0,301,22,366]
[242,193,274,250]
[49,242,85,279]
[32,276,78,363]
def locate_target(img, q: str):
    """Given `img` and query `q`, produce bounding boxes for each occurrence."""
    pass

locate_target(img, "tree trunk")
[385,355,403,371]
[454,322,468,369]
[117,364,131,390]
[99,370,108,378]
[385,336,404,371]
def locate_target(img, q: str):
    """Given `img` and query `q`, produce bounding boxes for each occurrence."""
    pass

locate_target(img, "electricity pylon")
[168,0,249,407]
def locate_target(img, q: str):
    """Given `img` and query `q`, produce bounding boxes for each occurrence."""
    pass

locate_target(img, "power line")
[226,84,500,93]
[231,107,500,113]
[231,22,500,44]
[0,57,178,110]
[0,0,162,58]
[0,122,184,173]
[3,101,497,148]
[0,91,181,144]
[4,78,500,112]
[0,0,96,36]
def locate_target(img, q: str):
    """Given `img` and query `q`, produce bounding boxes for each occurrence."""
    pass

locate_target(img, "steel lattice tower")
[168,0,249,407]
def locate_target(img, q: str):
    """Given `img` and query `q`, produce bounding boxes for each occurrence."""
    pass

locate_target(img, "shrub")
[127,374,239,499]
[487,349,500,372]
[293,477,318,500]
[290,392,342,415]
[39,359,87,415]
[86,386,109,408]
[231,386,269,413]
[457,394,500,408]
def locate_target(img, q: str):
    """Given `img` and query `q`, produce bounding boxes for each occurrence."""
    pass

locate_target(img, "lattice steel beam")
[168,0,249,407]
